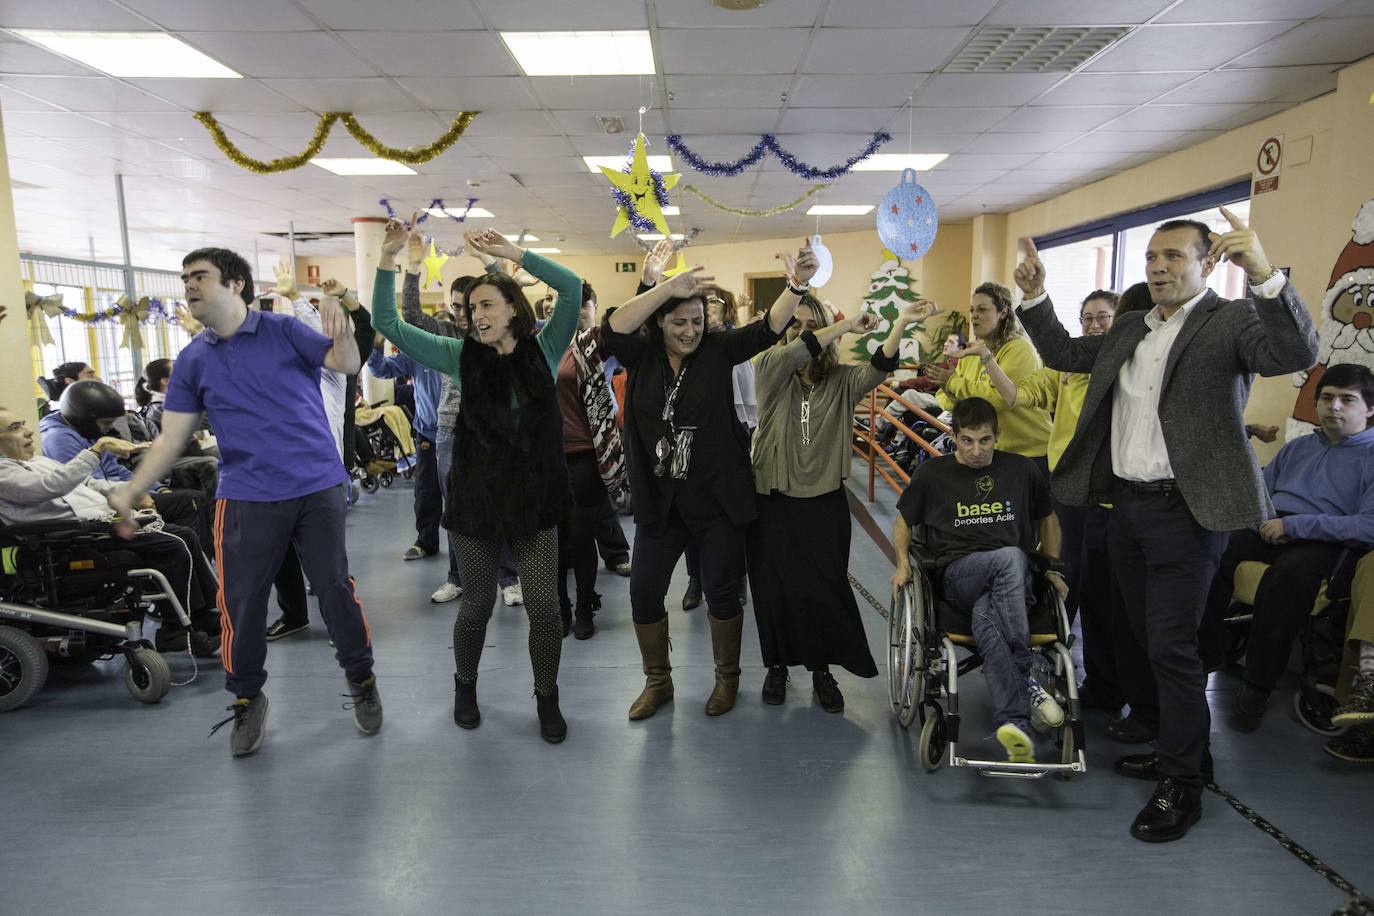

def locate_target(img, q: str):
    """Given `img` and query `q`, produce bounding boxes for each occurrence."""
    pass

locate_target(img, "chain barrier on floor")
[847,571,1372,916]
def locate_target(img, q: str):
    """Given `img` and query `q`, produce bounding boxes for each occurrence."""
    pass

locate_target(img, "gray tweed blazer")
[1018,284,1318,532]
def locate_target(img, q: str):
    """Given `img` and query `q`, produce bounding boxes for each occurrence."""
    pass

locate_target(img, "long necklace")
[799,375,815,446]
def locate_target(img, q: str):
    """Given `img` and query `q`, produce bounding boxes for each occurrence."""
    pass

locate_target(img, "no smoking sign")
[1252,134,1283,195]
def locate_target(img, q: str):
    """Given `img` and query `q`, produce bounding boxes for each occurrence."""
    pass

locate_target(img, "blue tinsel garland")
[378,197,479,226]
[664,132,891,181]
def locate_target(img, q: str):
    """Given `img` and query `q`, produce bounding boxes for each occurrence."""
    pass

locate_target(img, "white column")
[352,216,393,405]
[0,102,34,423]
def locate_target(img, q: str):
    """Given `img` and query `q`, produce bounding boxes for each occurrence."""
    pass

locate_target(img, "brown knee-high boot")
[706,612,743,716]
[629,618,673,720]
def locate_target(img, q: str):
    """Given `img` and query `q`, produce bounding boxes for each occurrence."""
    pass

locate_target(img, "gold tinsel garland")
[193,111,480,174]
[681,182,828,217]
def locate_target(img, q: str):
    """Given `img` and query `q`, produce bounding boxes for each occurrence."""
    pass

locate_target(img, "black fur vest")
[443,336,567,539]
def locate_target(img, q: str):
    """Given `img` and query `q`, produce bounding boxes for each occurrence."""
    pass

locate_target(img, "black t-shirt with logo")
[896,451,1052,567]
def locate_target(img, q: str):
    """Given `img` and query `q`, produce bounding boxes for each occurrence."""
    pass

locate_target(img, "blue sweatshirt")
[1264,426,1374,545]
[38,411,131,483]
[367,348,440,441]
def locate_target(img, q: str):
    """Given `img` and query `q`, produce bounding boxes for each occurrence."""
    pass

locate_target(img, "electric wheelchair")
[1218,549,1364,736]
[0,518,195,712]
[889,543,1087,778]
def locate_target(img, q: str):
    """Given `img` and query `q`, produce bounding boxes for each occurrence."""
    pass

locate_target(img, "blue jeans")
[436,434,460,587]
[942,546,1034,733]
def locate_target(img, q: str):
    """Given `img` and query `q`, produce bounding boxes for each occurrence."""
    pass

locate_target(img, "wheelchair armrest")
[0,518,113,546]
[1028,551,1066,575]
[908,542,943,572]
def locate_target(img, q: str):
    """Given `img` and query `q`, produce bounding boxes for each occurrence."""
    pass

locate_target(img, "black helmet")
[58,380,126,440]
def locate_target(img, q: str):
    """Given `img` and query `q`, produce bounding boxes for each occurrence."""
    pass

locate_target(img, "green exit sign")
[615,261,637,273]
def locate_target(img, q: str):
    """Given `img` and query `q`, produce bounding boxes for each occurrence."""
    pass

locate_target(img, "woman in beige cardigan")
[748,294,932,712]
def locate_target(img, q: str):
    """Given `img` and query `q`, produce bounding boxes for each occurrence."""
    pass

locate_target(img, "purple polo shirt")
[164,308,347,502]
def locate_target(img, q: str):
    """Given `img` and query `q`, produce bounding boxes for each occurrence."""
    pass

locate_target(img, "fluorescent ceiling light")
[501,31,655,76]
[424,206,495,219]
[13,30,241,78]
[807,205,875,216]
[527,247,562,254]
[637,233,685,241]
[311,158,417,176]
[661,206,680,216]
[851,153,948,172]
[583,154,675,174]
[502,233,539,241]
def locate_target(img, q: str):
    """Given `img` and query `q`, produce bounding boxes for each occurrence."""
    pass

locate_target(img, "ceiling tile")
[907,107,1020,132]
[123,78,307,112]
[655,0,825,28]
[1059,130,1191,152]
[528,76,647,110]
[119,0,319,30]
[0,84,61,111]
[792,75,930,108]
[468,0,648,28]
[339,30,519,77]
[1154,66,1339,103]
[916,73,1067,107]
[668,109,780,134]
[775,108,898,133]
[659,29,810,75]
[1085,22,1294,72]
[1034,71,1206,105]
[1209,101,1293,132]
[265,78,425,112]
[0,0,150,29]
[177,31,376,78]
[392,77,538,111]
[957,132,1081,153]
[95,110,212,139]
[2,110,136,139]
[1227,16,1374,66]
[462,134,574,156]
[806,28,972,74]
[1022,150,1154,170]
[551,108,665,136]
[0,75,180,112]
[1104,103,1262,131]
[820,0,1000,27]
[937,152,1042,170]
[1324,0,1374,12]
[989,105,1134,132]
[0,35,100,76]
[1160,0,1349,21]
[294,0,484,30]
[986,0,1176,24]
[666,75,792,109]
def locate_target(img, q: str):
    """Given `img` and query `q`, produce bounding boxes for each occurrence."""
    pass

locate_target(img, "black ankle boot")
[453,674,480,729]
[573,593,600,640]
[536,686,567,744]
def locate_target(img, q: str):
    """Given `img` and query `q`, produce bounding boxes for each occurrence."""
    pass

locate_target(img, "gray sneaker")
[209,693,269,758]
[345,675,383,736]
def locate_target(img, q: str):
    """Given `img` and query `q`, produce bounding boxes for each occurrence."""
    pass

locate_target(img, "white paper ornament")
[809,233,834,288]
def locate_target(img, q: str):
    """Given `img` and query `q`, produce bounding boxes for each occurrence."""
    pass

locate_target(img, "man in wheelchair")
[0,405,219,655]
[892,397,1069,763]
[1201,363,1374,730]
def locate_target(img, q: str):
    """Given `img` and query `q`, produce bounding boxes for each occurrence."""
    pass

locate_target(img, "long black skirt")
[747,488,878,677]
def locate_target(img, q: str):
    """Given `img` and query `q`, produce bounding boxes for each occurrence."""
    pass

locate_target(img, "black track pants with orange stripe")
[214,483,373,698]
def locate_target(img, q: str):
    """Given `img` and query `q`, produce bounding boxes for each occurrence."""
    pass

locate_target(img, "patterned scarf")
[571,329,626,490]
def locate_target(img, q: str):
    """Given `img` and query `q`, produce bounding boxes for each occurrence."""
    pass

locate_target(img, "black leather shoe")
[1130,777,1202,843]
[682,577,702,611]
[454,675,481,730]
[1107,715,1159,744]
[1114,751,1214,783]
[813,670,844,713]
[761,666,788,705]
[1232,683,1270,732]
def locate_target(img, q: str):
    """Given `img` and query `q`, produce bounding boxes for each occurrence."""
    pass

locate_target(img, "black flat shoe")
[1114,751,1214,783]
[454,675,481,729]
[1130,777,1202,843]
[1231,683,1269,732]
[536,687,567,744]
[761,666,788,706]
[1107,715,1159,744]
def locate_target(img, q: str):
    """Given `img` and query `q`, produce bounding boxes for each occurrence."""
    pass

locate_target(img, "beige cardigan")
[751,333,895,498]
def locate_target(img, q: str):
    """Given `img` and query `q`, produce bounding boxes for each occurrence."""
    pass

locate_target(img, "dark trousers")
[630,507,745,624]
[1058,501,1126,707]
[1203,527,1345,690]
[113,523,218,627]
[213,484,373,698]
[272,541,310,628]
[413,434,442,553]
[593,497,630,566]
[1109,488,1226,786]
[558,451,608,606]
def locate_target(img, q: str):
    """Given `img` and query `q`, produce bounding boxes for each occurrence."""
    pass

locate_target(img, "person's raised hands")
[850,311,880,334]
[465,228,521,264]
[319,295,350,342]
[321,278,360,312]
[272,258,298,299]
[381,214,414,260]
[641,239,675,286]
[661,265,715,300]
[951,340,993,362]
[779,239,819,287]
[923,361,954,387]
[174,303,203,335]
[406,226,426,269]
[899,298,940,324]
[1014,237,1046,300]
[1209,206,1274,284]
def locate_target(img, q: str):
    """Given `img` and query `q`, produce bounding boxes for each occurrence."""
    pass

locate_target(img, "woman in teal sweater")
[372,224,583,744]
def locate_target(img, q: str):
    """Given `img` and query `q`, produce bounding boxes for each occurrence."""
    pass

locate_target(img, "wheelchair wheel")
[0,625,48,713]
[918,704,948,772]
[124,647,171,704]
[380,471,395,488]
[888,585,915,721]
[1294,683,1347,737]
[360,475,378,494]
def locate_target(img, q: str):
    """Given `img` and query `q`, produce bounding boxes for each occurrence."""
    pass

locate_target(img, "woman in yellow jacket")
[925,281,1052,475]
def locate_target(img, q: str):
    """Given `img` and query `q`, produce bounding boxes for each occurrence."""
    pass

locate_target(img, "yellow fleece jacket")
[1014,367,1089,472]
[937,336,1052,458]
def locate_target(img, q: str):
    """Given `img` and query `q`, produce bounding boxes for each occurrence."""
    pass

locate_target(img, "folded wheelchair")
[1218,549,1363,737]
[0,519,192,712]
[888,545,1087,778]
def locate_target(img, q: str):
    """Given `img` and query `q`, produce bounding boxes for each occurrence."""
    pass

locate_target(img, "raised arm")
[607,266,716,334]
[397,234,445,335]
[370,217,462,375]
[764,240,820,336]
[952,339,1020,407]
[319,296,361,374]
[1013,238,1103,373]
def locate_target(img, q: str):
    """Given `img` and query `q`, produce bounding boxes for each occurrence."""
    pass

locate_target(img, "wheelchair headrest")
[59,380,126,440]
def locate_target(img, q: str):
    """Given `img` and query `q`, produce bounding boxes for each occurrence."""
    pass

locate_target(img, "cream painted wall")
[0,105,33,423]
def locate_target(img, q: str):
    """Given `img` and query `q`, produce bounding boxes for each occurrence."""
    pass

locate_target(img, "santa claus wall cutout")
[1290,197,1374,435]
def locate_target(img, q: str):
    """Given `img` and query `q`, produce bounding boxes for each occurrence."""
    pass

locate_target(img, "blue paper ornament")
[875,169,938,259]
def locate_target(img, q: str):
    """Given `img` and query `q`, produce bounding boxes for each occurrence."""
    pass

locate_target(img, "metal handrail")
[852,382,952,501]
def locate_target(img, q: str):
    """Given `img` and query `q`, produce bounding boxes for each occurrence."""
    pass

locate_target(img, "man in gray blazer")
[1016,209,1318,843]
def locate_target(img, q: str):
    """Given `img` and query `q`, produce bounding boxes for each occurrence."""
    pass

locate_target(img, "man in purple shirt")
[110,247,380,758]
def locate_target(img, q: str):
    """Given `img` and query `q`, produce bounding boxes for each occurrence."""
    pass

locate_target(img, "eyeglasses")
[1080,313,1114,325]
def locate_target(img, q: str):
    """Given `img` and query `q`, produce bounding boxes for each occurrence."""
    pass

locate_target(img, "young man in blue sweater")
[1204,362,1374,729]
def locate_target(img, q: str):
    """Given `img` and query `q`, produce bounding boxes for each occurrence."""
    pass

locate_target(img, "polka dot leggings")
[453,526,562,696]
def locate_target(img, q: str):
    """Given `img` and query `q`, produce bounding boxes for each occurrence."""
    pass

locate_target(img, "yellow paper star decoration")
[661,252,690,278]
[600,132,680,238]
[423,240,449,288]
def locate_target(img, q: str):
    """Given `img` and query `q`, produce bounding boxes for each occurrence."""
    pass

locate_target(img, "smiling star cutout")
[600,132,680,238]
[422,239,449,288]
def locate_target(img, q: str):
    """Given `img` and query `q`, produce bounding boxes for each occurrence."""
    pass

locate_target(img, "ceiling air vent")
[944,26,1129,73]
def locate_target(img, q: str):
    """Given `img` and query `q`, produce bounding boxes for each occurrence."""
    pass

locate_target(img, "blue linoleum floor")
[1,475,1370,915]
